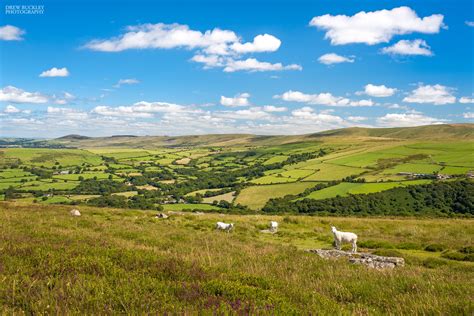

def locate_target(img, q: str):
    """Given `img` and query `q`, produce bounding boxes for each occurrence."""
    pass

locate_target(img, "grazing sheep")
[269,221,279,232]
[155,213,168,219]
[216,221,234,232]
[331,226,357,253]
[70,209,81,217]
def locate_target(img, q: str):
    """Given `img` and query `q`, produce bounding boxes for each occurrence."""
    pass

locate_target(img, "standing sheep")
[216,222,234,232]
[331,226,358,253]
[269,221,279,232]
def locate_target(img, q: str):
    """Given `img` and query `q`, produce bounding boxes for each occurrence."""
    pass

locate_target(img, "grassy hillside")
[0,202,472,314]
[48,134,309,149]
[308,124,474,141]
[40,124,474,149]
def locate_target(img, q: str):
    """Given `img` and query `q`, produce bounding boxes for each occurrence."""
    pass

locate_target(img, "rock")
[70,209,81,217]
[260,229,277,234]
[307,249,405,269]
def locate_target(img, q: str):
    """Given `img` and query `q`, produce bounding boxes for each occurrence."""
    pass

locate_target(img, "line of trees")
[262,180,474,217]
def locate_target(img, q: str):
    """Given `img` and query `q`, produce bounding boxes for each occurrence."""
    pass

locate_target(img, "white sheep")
[70,209,81,217]
[331,226,357,253]
[216,222,234,232]
[269,221,279,232]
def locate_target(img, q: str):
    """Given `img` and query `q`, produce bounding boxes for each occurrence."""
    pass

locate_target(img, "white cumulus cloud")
[92,101,191,118]
[318,53,354,65]
[85,23,239,52]
[39,67,70,77]
[275,90,349,106]
[349,99,375,107]
[276,90,378,107]
[362,84,397,97]
[220,93,251,107]
[291,107,344,124]
[0,25,25,41]
[309,6,445,45]
[382,39,433,56]
[459,97,474,104]
[47,107,88,119]
[403,84,456,105]
[0,86,49,104]
[190,54,224,68]
[262,105,287,112]
[377,113,447,127]
[463,112,474,119]
[347,116,368,122]
[215,107,274,121]
[85,23,300,73]
[223,58,302,72]
[4,105,21,113]
[230,34,281,53]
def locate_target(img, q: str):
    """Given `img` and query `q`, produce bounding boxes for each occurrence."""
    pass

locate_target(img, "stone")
[306,249,405,269]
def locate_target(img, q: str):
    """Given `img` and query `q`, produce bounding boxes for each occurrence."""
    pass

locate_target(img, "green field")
[17,180,80,191]
[385,162,443,175]
[236,182,318,210]
[303,163,367,181]
[250,175,298,184]
[441,166,473,175]
[1,148,103,167]
[302,180,432,200]
[263,155,288,165]
[0,202,472,314]
[0,169,34,178]
[202,192,235,204]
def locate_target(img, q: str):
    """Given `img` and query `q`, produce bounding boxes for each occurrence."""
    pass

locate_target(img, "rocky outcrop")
[307,249,405,269]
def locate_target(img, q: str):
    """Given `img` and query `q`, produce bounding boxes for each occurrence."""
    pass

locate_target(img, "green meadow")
[0,202,472,314]
[236,182,317,210]
[302,180,432,200]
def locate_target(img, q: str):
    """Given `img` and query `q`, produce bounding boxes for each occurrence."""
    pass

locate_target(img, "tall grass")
[0,202,472,314]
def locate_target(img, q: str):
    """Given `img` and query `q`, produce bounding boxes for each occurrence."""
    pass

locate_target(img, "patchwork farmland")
[0,125,473,214]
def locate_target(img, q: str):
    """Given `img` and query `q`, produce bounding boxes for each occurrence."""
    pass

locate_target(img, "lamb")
[269,221,279,232]
[331,226,357,253]
[216,221,234,232]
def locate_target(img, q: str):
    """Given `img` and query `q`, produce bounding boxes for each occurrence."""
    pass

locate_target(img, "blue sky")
[0,0,473,137]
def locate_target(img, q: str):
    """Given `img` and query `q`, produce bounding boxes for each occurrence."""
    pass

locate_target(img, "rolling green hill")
[308,124,474,140]
[41,124,474,149]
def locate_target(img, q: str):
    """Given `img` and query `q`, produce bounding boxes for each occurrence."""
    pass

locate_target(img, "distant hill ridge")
[57,134,91,140]
[48,124,473,148]
[310,124,474,139]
